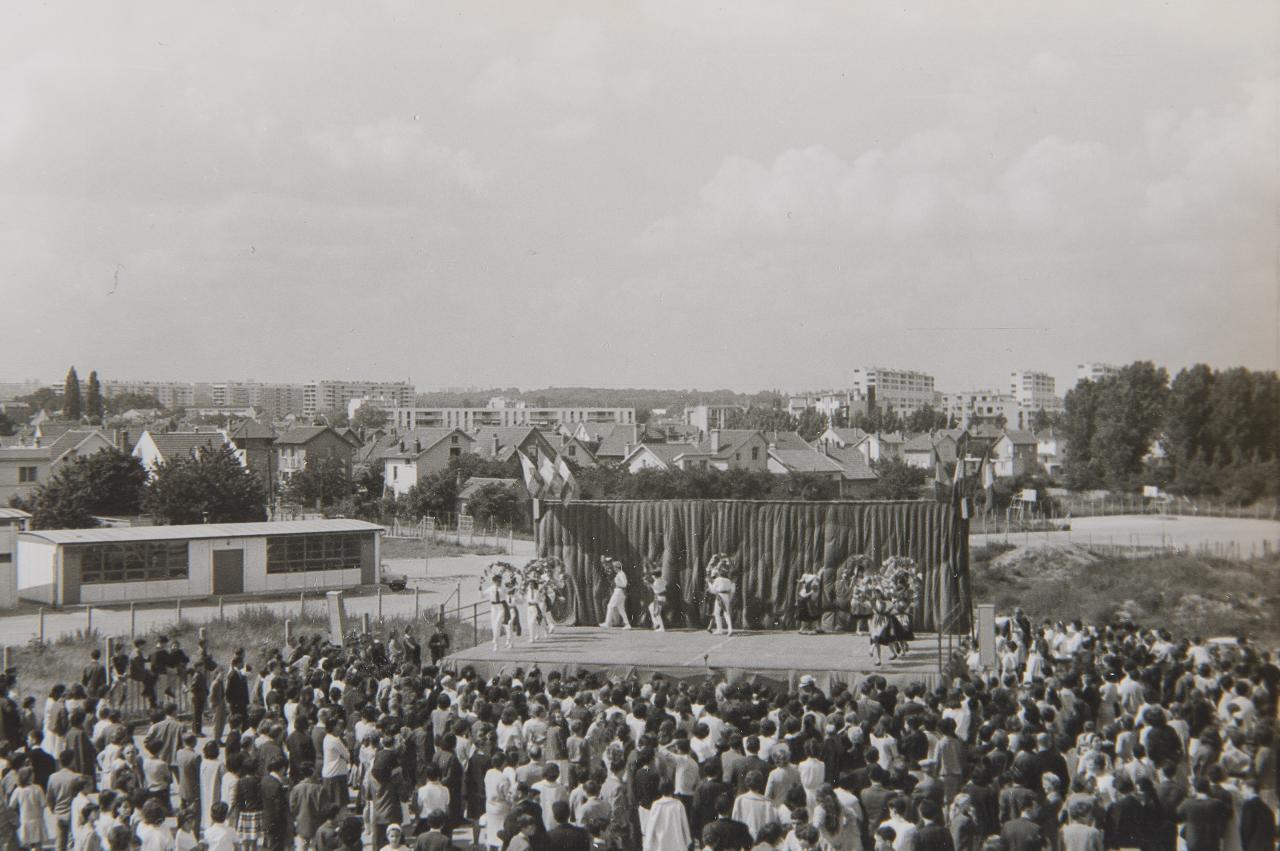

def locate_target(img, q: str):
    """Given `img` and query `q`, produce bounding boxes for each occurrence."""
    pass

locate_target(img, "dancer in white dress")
[708,555,736,636]
[485,575,511,650]
[599,560,632,629]
[644,570,667,632]
[524,577,551,643]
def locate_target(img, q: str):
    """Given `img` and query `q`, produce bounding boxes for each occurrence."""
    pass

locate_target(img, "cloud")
[307,119,494,193]
[469,19,652,110]
[535,116,599,145]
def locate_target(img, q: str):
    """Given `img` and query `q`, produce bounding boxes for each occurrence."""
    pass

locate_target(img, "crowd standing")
[0,607,1274,851]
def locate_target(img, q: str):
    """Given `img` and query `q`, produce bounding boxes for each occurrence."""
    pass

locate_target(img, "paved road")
[972,514,1280,554]
[0,539,537,647]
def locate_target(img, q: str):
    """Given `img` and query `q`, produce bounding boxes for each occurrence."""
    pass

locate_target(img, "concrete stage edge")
[443,626,946,691]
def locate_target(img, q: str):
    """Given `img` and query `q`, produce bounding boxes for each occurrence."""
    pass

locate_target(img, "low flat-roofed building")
[16,518,382,606]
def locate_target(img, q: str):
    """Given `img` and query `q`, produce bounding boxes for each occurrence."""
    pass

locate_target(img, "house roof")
[902,434,936,453]
[458,477,520,500]
[46,430,114,463]
[695,429,762,458]
[20,518,383,546]
[764,431,813,451]
[0,446,50,461]
[472,426,544,460]
[768,448,845,474]
[625,443,690,467]
[1002,429,1038,445]
[824,446,879,481]
[229,419,276,441]
[274,426,335,446]
[873,431,906,445]
[1034,428,1059,441]
[824,427,868,445]
[35,422,78,443]
[560,436,599,464]
[576,422,618,443]
[0,507,31,521]
[140,431,230,460]
[595,424,640,458]
[383,428,470,460]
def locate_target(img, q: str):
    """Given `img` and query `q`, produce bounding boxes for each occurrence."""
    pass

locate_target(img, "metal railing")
[384,515,515,550]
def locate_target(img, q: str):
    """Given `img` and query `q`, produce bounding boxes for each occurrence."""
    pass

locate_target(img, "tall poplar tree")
[85,370,104,423]
[63,366,82,420]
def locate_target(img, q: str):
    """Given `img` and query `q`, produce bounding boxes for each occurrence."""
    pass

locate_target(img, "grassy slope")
[12,605,493,704]
[971,543,1280,643]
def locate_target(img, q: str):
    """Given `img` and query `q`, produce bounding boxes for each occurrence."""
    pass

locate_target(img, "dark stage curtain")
[536,499,971,633]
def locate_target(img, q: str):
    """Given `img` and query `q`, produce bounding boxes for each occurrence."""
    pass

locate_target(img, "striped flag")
[539,452,562,501]
[518,450,544,499]
[980,447,996,503]
[557,455,579,502]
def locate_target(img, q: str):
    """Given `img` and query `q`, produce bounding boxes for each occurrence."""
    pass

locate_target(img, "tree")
[795,409,828,442]
[24,448,148,529]
[869,458,928,499]
[63,367,82,421]
[905,406,949,434]
[0,411,16,436]
[1091,361,1169,488]
[1166,364,1216,468]
[104,391,162,415]
[467,483,522,526]
[285,456,352,508]
[351,404,389,432]
[17,387,64,414]
[143,446,267,524]
[1060,379,1103,490]
[84,371,104,423]
[726,406,797,433]
[1028,408,1060,433]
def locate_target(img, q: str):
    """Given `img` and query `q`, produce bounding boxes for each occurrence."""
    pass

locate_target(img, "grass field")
[971,542,1280,643]
[381,536,508,560]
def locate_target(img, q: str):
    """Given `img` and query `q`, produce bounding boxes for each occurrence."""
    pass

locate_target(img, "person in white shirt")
[486,575,512,651]
[880,797,917,851]
[321,717,351,809]
[643,779,691,851]
[599,561,632,629]
[413,764,451,833]
[203,802,240,851]
[531,763,570,831]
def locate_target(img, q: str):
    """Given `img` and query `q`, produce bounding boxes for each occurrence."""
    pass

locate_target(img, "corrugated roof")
[0,446,50,461]
[1002,429,1038,445]
[595,424,639,458]
[824,446,879,481]
[825,427,868,445]
[382,428,469,460]
[20,518,383,546]
[0,508,32,520]
[902,434,935,452]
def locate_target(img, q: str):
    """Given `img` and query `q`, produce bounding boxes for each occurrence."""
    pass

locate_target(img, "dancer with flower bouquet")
[597,558,632,629]
[852,556,923,663]
[704,554,737,636]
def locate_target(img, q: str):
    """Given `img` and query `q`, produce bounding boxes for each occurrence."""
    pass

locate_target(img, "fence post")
[300,591,306,618]
[1,647,9,673]
[414,589,420,621]
[218,597,225,622]
[130,603,137,638]
[362,613,371,635]
[85,606,93,634]
[38,608,45,643]
[284,619,293,646]
[175,599,182,624]
[473,602,478,647]
[377,586,383,621]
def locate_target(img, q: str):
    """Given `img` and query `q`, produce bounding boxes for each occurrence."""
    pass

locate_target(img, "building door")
[212,549,244,595]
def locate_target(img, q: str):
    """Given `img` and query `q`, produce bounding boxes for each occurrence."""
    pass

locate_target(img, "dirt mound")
[989,542,1103,582]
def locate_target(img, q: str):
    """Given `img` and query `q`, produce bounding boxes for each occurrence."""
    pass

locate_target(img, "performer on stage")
[599,559,632,629]
[643,569,667,632]
[867,589,895,665]
[503,571,523,640]
[524,573,552,643]
[707,555,736,636]
[796,568,822,635]
[486,573,512,651]
[888,570,916,657]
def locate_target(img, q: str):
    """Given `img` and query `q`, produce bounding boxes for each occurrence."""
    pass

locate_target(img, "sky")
[2,1,1277,394]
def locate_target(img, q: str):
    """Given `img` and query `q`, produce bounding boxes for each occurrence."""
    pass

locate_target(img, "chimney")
[414,438,421,453]
[710,429,720,454]
[399,440,405,452]
[492,434,500,457]
[623,442,634,458]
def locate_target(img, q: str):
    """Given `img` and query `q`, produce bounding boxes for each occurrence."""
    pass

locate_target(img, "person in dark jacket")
[431,733,464,830]
[260,757,290,851]
[288,765,326,849]
[1176,779,1229,851]
[1001,799,1046,851]
[545,800,591,851]
[286,715,317,785]
[916,799,957,851]
[225,652,250,721]
[1239,778,1276,851]
[1105,775,1146,850]
[81,650,108,700]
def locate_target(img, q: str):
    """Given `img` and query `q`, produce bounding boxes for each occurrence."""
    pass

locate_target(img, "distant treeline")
[414,386,785,416]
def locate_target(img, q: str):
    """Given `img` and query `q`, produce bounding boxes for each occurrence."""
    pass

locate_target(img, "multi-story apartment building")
[1009,370,1063,414]
[850,368,938,416]
[786,392,870,424]
[941,390,1024,429]
[212,382,308,419]
[684,404,743,436]
[304,381,415,418]
[101,380,195,409]
[1076,362,1120,384]
[394,398,635,432]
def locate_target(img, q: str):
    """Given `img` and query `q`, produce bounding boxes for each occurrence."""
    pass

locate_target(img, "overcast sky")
[2,1,1276,393]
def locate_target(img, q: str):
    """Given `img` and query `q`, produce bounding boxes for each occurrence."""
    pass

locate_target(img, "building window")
[567,446,576,457]
[751,447,760,461]
[267,533,363,574]
[77,542,189,584]
[451,436,458,444]
[450,447,461,459]
[18,467,38,483]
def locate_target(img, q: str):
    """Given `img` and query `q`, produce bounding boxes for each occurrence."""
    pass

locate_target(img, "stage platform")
[444,626,944,691]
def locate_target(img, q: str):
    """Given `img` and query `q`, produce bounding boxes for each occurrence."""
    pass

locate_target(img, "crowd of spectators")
[0,609,1275,851]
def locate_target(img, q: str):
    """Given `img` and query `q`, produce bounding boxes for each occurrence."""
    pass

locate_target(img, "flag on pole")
[980,447,996,503]
[518,450,544,499]
[556,455,579,502]
[539,452,562,501]
[934,447,948,487]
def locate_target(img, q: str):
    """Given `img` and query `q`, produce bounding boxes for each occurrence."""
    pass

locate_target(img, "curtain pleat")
[538,499,971,632]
